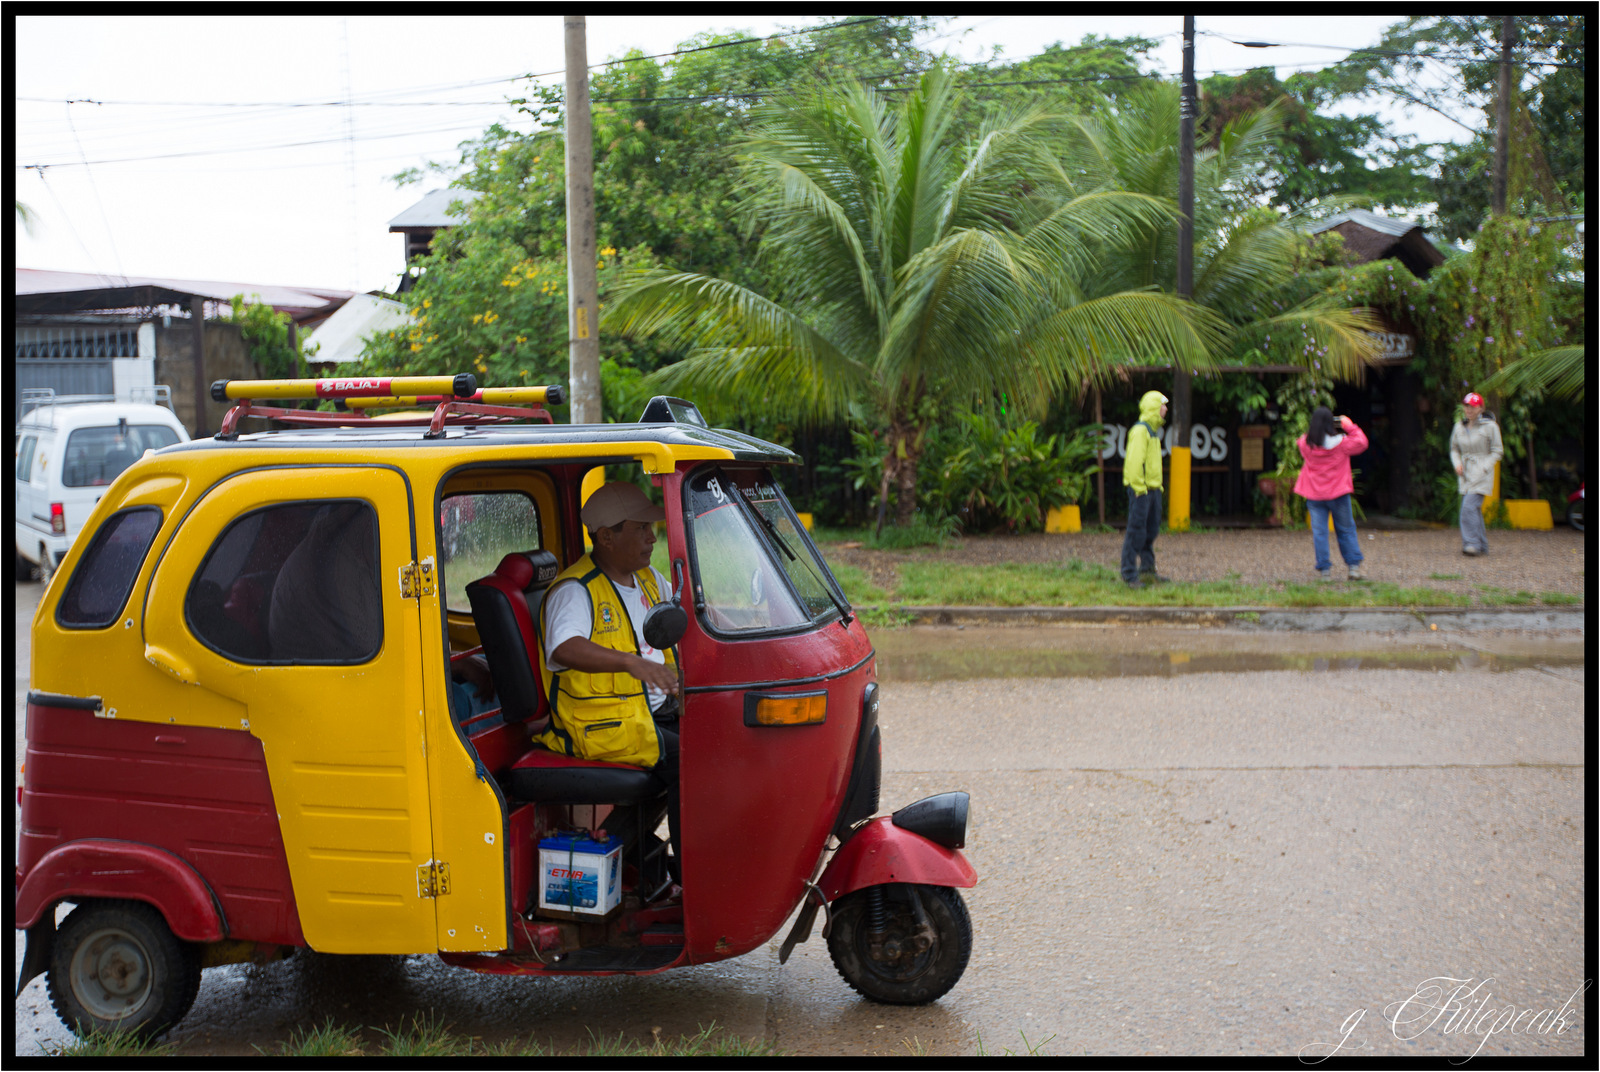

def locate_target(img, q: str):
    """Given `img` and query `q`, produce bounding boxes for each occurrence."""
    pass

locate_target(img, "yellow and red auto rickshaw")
[17,377,975,1038]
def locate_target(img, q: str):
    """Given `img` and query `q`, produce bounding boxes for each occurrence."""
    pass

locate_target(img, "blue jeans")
[1306,494,1363,572]
[1121,487,1162,582]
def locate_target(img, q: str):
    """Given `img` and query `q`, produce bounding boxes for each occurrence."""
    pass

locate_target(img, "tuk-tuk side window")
[439,491,541,613]
[56,507,164,629]
[62,424,181,487]
[685,469,838,636]
[186,500,382,664]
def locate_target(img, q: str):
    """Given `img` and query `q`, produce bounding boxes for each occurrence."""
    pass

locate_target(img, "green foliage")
[42,1027,179,1057]
[358,18,952,417]
[1276,16,1585,241]
[608,68,1223,527]
[864,512,960,550]
[922,411,1103,533]
[358,242,664,421]
[265,1017,367,1057]
[254,1015,772,1057]
[227,295,305,379]
[1065,83,1379,376]
[1201,67,1436,215]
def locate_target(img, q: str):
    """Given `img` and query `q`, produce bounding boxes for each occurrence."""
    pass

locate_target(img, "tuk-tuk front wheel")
[47,900,201,1040]
[827,883,971,1005]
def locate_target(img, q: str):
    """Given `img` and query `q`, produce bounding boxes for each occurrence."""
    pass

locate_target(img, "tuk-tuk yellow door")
[142,466,437,954]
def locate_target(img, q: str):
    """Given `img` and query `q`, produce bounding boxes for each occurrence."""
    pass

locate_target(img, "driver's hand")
[633,655,681,698]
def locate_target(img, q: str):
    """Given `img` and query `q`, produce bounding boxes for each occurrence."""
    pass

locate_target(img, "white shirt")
[542,565,671,712]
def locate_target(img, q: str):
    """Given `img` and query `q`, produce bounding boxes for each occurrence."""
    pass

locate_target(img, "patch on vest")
[598,603,617,630]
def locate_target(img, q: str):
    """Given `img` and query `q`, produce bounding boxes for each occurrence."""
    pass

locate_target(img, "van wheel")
[37,544,53,589]
[47,900,201,1040]
[827,883,971,1005]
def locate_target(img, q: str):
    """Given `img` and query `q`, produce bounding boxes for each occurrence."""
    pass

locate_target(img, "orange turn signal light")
[745,692,827,727]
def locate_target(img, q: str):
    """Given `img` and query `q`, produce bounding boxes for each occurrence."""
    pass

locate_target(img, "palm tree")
[1480,344,1584,400]
[605,68,1224,526]
[1063,82,1379,378]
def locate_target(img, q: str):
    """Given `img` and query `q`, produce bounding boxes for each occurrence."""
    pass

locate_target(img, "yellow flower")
[520,369,529,378]
[516,335,527,344]
[601,246,617,257]
[471,313,483,324]
[423,299,431,308]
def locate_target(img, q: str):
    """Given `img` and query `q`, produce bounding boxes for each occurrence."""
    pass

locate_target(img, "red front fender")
[819,816,977,902]
[14,839,225,942]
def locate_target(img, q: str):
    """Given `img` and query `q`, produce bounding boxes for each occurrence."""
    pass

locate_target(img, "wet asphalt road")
[12,580,1586,1057]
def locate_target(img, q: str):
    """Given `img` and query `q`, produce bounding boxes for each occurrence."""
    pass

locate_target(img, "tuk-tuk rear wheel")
[827,883,971,1005]
[47,900,201,1041]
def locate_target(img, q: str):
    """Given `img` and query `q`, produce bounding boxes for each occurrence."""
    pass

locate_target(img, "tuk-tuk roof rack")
[209,375,566,439]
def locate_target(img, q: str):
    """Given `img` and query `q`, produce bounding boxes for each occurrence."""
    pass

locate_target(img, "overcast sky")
[14,15,1466,295]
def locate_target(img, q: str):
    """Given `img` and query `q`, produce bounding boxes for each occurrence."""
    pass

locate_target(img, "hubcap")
[69,927,152,1021]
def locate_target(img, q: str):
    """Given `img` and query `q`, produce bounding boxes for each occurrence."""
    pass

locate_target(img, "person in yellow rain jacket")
[1120,390,1169,588]
[538,481,683,878]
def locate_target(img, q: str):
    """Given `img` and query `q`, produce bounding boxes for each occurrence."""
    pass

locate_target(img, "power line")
[62,104,128,283]
[1198,30,1586,69]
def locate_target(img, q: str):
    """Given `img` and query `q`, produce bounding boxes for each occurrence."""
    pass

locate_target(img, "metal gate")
[14,324,142,420]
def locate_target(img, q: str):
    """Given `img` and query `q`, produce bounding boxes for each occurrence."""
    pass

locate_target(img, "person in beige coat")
[1449,391,1503,556]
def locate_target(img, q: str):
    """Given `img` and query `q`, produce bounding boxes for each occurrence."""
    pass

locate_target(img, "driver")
[536,481,683,880]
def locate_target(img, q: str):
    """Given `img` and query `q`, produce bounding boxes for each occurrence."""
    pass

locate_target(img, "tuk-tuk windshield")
[685,468,847,635]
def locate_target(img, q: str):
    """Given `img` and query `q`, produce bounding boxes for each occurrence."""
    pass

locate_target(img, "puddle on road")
[873,645,1584,683]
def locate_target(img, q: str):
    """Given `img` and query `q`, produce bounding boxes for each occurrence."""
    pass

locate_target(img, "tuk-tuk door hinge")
[400,557,437,600]
[417,860,450,899]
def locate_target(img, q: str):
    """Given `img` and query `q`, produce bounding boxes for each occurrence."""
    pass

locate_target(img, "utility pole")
[190,296,208,437]
[1172,15,1196,450]
[1492,14,1516,215]
[564,15,602,424]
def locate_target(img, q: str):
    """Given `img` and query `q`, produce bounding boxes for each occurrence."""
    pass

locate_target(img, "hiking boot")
[1462,547,1481,556]
[1315,569,1331,582]
[1140,571,1171,584]
[1347,566,1365,581]
[1125,577,1144,590]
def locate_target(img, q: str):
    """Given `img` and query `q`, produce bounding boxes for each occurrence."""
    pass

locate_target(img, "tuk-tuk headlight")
[891,791,969,850]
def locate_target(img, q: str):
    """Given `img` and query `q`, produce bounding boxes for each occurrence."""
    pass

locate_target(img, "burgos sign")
[1099,423,1229,463]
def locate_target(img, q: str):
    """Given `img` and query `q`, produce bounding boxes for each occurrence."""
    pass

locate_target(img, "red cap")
[1463,392,1485,407]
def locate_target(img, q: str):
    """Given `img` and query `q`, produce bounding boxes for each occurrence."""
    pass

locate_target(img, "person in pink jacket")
[1292,406,1369,581]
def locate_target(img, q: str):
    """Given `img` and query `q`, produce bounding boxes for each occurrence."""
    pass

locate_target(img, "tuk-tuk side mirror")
[642,601,688,651]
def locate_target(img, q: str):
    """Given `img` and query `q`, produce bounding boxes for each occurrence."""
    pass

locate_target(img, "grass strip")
[891,560,1474,609]
[48,1019,776,1058]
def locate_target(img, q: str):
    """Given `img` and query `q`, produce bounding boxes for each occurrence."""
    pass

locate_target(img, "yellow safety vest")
[535,555,674,768]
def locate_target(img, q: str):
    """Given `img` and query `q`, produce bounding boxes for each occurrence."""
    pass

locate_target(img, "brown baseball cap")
[581,481,666,530]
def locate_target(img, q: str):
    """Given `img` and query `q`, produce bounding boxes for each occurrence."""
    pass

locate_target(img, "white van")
[14,387,191,583]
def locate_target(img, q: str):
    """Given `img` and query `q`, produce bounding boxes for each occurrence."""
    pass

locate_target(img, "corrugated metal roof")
[1305,208,1420,238]
[387,188,481,231]
[14,268,354,315]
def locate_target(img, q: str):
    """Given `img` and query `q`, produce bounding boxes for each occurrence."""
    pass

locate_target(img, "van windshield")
[684,468,849,635]
[62,425,181,487]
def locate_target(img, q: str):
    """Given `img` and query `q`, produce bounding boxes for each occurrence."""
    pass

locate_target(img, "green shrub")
[922,411,1101,533]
